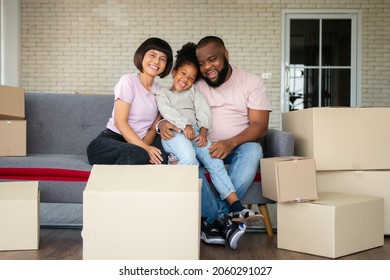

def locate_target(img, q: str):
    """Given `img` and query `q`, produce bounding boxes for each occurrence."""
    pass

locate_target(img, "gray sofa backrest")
[25,92,113,155]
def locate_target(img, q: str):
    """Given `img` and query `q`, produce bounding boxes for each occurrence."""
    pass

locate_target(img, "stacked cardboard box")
[270,107,388,258]
[261,156,384,258]
[277,192,383,258]
[83,165,201,260]
[316,171,390,234]
[261,156,318,203]
[282,107,390,234]
[0,85,26,156]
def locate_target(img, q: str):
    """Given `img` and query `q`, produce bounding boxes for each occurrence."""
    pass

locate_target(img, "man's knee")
[240,142,263,161]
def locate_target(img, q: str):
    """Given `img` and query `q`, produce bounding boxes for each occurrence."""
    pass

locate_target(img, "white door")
[281,10,361,112]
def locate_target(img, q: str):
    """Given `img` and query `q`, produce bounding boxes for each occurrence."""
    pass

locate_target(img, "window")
[281,10,361,112]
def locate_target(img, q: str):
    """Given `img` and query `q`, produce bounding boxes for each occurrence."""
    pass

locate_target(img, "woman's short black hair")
[173,42,201,82]
[133,37,173,78]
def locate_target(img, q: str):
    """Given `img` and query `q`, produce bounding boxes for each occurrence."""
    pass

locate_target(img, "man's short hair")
[196,36,226,50]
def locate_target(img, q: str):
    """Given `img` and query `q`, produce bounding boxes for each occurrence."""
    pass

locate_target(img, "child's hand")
[195,134,207,147]
[195,128,208,147]
[184,125,195,140]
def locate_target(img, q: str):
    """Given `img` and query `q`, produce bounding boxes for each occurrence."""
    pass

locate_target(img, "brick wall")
[20,0,390,129]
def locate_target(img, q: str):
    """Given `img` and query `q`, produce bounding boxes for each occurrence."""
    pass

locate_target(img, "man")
[158,36,271,249]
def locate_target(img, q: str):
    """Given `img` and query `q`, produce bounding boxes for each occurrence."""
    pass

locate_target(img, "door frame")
[280,9,362,113]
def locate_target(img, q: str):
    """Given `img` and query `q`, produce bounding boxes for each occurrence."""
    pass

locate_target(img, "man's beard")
[203,58,230,88]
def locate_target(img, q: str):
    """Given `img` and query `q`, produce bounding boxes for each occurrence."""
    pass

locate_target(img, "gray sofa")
[0,92,294,230]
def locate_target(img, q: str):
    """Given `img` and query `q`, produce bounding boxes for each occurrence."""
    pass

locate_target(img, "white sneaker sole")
[229,226,246,250]
[200,232,226,245]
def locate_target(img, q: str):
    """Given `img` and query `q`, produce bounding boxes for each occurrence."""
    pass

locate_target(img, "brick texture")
[20,0,390,129]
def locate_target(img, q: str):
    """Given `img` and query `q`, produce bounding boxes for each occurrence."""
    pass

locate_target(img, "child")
[87,37,173,165]
[154,42,262,225]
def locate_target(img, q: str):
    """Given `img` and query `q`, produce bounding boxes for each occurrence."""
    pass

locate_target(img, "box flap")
[311,192,383,206]
[262,156,311,163]
[0,85,25,120]
[86,165,199,193]
[0,181,39,201]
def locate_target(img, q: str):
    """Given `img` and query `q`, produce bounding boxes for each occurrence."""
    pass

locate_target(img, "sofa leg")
[258,204,273,237]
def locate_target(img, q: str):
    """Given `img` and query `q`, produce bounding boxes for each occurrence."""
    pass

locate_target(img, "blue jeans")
[200,142,263,224]
[162,130,236,200]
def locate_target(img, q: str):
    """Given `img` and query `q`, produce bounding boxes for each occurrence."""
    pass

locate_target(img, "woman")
[87,37,173,165]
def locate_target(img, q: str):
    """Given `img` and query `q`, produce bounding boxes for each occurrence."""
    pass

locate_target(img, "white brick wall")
[20,0,390,129]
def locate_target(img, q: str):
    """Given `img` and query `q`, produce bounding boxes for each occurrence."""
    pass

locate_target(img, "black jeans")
[87,129,168,165]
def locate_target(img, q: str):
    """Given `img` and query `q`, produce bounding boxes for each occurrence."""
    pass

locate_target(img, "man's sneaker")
[213,215,246,250]
[200,218,225,245]
[230,208,263,224]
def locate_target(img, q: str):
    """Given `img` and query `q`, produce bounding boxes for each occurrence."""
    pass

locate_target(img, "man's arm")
[208,109,269,159]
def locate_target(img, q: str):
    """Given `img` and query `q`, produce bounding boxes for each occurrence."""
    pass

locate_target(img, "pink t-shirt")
[195,66,272,142]
[106,73,160,139]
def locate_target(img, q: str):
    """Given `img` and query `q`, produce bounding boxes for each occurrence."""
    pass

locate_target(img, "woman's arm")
[114,99,163,164]
[143,113,162,145]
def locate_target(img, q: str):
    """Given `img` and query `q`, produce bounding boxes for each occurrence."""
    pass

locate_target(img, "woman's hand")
[145,145,163,164]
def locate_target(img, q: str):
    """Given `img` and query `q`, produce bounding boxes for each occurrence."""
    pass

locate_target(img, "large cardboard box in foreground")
[261,156,318,202]
[0,85,26,156]
[83,165,201,260]
[277,192,384,258]
[0,181,40,251]
[316,170,390,234]
[282,108,390,170]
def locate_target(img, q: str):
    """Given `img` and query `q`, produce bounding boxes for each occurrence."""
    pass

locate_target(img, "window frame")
[280,9,362,112]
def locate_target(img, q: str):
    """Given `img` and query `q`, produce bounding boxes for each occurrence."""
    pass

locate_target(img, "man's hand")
[208,139,235,159]
[158,120,181,140]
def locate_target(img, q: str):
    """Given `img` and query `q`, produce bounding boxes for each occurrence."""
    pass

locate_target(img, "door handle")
[285,65,291,93]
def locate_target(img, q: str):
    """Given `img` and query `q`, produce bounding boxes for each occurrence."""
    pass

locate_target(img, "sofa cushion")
[0,154,91,170]
[25,93,112,155]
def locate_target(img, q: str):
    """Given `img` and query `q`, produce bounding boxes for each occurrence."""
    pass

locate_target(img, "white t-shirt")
[106,73,160,139]
[195,66,272,142]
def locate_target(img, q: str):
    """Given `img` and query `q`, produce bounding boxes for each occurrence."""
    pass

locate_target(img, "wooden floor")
[0,228,389,260]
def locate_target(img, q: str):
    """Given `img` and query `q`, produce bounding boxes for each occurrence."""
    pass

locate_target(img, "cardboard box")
[0,85,26,156]
[0,181,40,251]
[277,192,384,258]
[0,120,26,156]
[83,165,201,260]
[282,108,390,170]
[316,170,390,234]
[0,85,25,120]
[261,156,318,202]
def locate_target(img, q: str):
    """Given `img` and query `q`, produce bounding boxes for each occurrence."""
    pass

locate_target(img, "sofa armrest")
[263,128,294,158]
